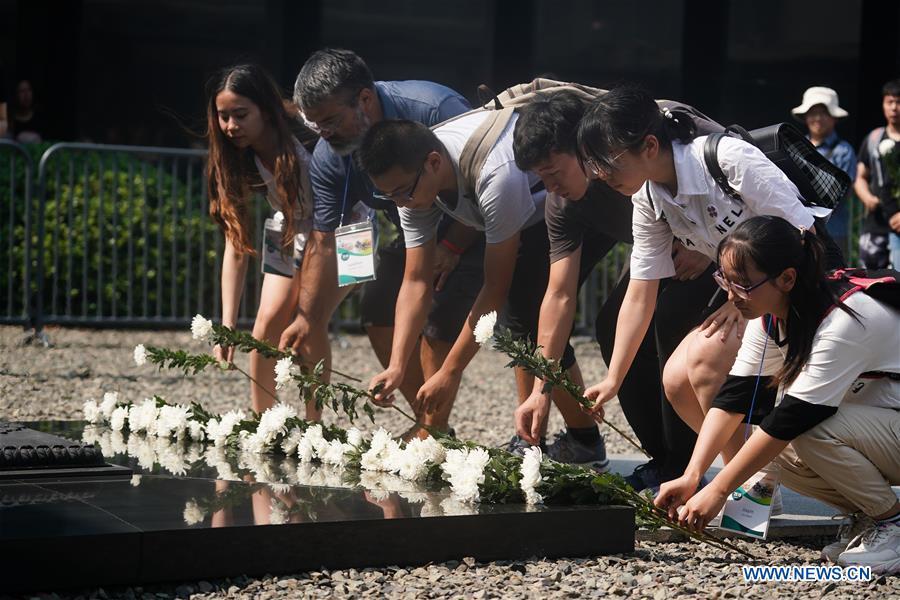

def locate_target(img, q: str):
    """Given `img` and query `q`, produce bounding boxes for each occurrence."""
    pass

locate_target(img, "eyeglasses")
[713,268,773,300]
[584,148,628,178]
[373,166,424,205]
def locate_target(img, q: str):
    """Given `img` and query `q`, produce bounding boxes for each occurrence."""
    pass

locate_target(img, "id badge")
[262,214,310,277]
[719,463,781,539]
[335,219,377,287]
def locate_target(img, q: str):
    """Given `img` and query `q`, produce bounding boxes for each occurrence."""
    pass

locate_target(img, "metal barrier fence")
[1,140,34,327]
[0,140,867,337]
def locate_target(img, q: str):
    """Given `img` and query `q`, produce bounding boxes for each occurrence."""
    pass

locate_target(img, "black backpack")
[704,122,851,212]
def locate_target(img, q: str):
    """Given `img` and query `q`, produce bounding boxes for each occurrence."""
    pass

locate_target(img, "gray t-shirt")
[545,182,633,263]
[400,111,546,247]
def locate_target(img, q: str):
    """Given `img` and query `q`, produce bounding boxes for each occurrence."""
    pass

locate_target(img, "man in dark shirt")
[511,90,713,489]
[855,79,900,269]
[280,49,483,436]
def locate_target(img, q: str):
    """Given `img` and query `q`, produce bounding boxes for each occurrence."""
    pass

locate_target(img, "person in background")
[855,79,900,269]
[791,86,857,258]
[10,79,43,143]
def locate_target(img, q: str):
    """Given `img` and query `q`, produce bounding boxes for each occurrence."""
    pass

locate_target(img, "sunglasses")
[712,268,773,300]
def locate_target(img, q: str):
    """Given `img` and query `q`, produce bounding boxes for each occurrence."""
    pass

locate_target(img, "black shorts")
[359,237,484,343]
[499,221,578,370]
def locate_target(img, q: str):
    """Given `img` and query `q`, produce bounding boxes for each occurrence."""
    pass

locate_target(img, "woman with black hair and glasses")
[575,85,840,483]
[655,215,899,574]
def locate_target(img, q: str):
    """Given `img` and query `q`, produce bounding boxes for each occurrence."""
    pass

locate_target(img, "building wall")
[5,0,899,148]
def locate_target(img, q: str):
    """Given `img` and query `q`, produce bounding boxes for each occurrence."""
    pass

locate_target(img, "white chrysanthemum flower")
[256,403,298,445]
[190,314,215,342]
[130,474,142,487]
[241,431,268,455]
[280,427,305,455]
[520,446,544,505]
[296,434,317,463]
[441,447,490,503]
[206,409,246,446]
[155,404,191,439]
[321,439,349,466]
[133,344,147,366]
[473,311,497,345]
[183,500,205,525]
[184,443,204,465]
[187,420,205,442]
[83,400,101,424]
[128,398,160,435]
[360,428,401,472]
[99,391,119,418]
[109,406,128,432]
[879,138,896,157]
[273,357,299,390]
[346,427,365,448]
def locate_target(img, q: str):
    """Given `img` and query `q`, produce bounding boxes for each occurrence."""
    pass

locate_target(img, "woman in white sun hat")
[792,86,857,258]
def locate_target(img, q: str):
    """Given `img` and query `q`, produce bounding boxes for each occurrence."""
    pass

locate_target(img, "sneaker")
[505,434,544,457]
[821,513,875,563]
[837,519,900,574]
[546,430,610,473]
[624,460,663,493]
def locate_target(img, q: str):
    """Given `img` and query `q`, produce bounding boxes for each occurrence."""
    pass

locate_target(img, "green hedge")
[0,143,233,321]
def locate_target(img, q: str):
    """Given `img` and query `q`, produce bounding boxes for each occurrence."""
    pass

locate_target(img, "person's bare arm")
[368,241,436,403]
[215,238,249,363]
[854,161,881,213]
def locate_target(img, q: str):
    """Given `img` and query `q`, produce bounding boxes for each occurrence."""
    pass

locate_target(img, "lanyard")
[339,156,353,228]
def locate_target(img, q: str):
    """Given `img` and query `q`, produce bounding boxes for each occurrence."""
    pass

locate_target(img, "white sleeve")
[785,306,878,407]
[399,205,443,248]
[476,160,536,244]
[717,136,815,230]
[629,188,675,280]
[729,316,783,377]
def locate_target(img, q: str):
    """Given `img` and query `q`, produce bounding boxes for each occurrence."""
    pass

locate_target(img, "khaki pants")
[775,403,900,517]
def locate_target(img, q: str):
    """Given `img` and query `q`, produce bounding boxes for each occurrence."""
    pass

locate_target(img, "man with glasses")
[356,111,612,471]
[281,48,483,437]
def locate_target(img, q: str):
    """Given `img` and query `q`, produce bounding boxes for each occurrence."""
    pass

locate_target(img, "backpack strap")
[457,106,517,200]
[455,79,606,200]
[703,126,755,203]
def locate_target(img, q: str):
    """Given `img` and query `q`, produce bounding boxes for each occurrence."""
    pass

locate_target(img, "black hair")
[882,78,900,98]
[513,90,588,170]
[575,84,696,173]
[293,48,375,110]
[717,216,857,388]
[357,119,442,178]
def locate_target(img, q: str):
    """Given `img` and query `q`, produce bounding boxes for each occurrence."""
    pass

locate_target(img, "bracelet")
[440,238,465,255]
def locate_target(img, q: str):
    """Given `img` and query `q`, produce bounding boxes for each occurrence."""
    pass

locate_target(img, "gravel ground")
[2,325,897,599]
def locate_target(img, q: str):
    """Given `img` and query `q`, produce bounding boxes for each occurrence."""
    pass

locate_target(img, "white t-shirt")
[730,292,900,410]
[400,111,546,247]
[630,136,817,280]
[254,138,313,222]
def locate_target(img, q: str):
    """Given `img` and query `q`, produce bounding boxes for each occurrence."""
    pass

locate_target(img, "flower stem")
[230,363,280,404]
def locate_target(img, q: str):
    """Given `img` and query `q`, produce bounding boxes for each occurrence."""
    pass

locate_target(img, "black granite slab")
[0,422,635,593]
